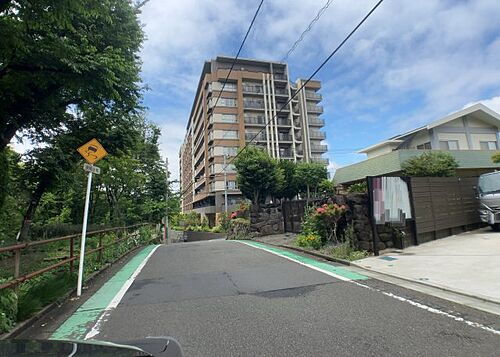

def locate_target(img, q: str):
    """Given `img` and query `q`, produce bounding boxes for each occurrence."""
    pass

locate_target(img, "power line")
[281,0,334,62]
[216,0,385,183]
[179,0,265,201]
[183,0,385,200]
[210,0,264,111]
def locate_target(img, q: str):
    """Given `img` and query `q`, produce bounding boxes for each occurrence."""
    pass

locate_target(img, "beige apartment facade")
[179,56,328,224]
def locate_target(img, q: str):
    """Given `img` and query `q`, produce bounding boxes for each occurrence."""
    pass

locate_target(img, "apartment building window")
[416,142,431,150]
[439,140,459,150]
[209,164,215,174]
[480,141,497,150]
[220,114,238,123]
[220,82,237,92]
[223,147,238,156]
[214,97,236,107]
[226,181,238,190]
[221,130,238,139]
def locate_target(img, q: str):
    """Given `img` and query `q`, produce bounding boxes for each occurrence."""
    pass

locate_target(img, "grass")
[320,242,369,261]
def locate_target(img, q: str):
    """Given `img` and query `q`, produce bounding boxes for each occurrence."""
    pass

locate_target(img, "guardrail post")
[69,236,75,273]
[14,249,21,279]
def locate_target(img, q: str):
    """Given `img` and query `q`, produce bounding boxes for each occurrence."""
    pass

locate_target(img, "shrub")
[303,203,347,244]
[0,280,17,333]
[402,151,459,177]
[295,233,322,250]
[326,242,368,261]
[347,182,367,193]
[217,212,232,232]
[226,218,250,240]
[211,225,224,233]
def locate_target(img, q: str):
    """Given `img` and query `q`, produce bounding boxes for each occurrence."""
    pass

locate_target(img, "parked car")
[477,171,500,231]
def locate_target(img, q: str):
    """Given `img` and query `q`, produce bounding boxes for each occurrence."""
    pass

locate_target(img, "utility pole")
[164,158,169,244]
[224,154,228,213]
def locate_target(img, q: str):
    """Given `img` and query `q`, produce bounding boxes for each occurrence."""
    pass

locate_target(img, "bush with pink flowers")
[300,203,347,244]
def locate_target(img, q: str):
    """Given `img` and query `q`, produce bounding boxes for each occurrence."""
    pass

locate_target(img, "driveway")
[354,227,500,303]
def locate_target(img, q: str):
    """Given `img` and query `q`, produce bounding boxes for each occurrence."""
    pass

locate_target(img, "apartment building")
[179,56,328,224]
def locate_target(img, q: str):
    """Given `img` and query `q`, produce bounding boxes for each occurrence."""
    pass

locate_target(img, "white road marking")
[85,245,160,339]
[239,240,500,336]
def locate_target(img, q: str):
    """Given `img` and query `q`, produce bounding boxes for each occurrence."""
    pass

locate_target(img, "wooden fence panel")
[410,177,480,235]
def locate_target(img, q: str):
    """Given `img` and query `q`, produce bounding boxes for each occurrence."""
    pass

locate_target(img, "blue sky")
[138,0,500,181]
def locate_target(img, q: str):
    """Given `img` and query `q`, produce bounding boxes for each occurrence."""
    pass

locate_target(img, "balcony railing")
[244,100,265,109]
[275,88,288,95]
[276,118,290,126]
[311,144,328,152]
[308,118,325,126]
[242,85,264,94]
[245,133,267,141]
[307,105,323,113]
[277,103,290,112]
[305,92,322,100]
[296,150,304,156]
[244,116,266,125]
[279,149,293,158]
[278,133,293,141]
[309,131,326,139]
[274,73,287,81]
[311,157,329,165]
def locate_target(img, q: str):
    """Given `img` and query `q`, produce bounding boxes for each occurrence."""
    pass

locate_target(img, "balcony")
[311,157,329,165]
[309,131,326,139]
[278,133,293,141]
[245,133,267,141]
[307,105,323,113]
[308,118,325,126]
[276,103,290,112]
[244,100,265,109]
[305,92,322,100]
[311,144,328,152]
[296,150,304,156]
[276,118,290,126]
[274,73,287,81]
[244,116,266,125]
[275,88,288,96]
[242,85,264,94]
[279,149,293,158]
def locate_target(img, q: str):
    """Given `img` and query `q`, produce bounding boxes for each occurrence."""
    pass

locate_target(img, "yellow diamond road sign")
[77,138,108,165]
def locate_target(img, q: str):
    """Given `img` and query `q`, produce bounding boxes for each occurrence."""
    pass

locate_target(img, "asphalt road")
[69,240,500,357]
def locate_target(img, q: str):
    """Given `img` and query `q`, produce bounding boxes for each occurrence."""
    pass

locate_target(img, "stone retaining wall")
[250,204,284,236]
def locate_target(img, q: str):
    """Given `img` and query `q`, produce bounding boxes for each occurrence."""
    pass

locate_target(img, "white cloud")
[463,96,500,114]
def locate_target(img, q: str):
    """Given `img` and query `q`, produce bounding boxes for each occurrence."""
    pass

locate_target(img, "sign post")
[76,139,107,296]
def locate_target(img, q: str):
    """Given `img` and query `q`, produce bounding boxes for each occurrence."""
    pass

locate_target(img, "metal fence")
[0,223,156,291]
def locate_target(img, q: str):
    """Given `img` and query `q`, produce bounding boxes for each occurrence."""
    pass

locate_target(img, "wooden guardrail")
[0,223,154,290]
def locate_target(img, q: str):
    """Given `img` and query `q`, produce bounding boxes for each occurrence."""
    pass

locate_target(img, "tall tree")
[0,0,144,150]
[274,160,300,201]
[296,162,328,201]
[234,146,281,206]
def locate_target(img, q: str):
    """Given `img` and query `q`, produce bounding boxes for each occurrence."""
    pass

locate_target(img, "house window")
[439,140,459,150]
[480,141,497,150]
[416,142,431,150]
[226,181,238,190]
[220,114,238,123]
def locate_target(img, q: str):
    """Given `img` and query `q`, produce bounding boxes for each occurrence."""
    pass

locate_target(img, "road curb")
[253,240,352,266]
[350,261,500,307]
[0,244,146,340]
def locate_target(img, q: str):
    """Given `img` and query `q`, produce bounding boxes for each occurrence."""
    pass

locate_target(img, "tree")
[492,152,500,164]
[401,152,459,177]
[233,146,281,206]
[0,0,144,150]
[318,179,336,197]
[296,162,328,200]
[274,160,300,200]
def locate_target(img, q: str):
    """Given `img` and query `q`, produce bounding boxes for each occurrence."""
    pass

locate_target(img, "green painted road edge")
[50,245,158,341]
[240,241,368,281]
